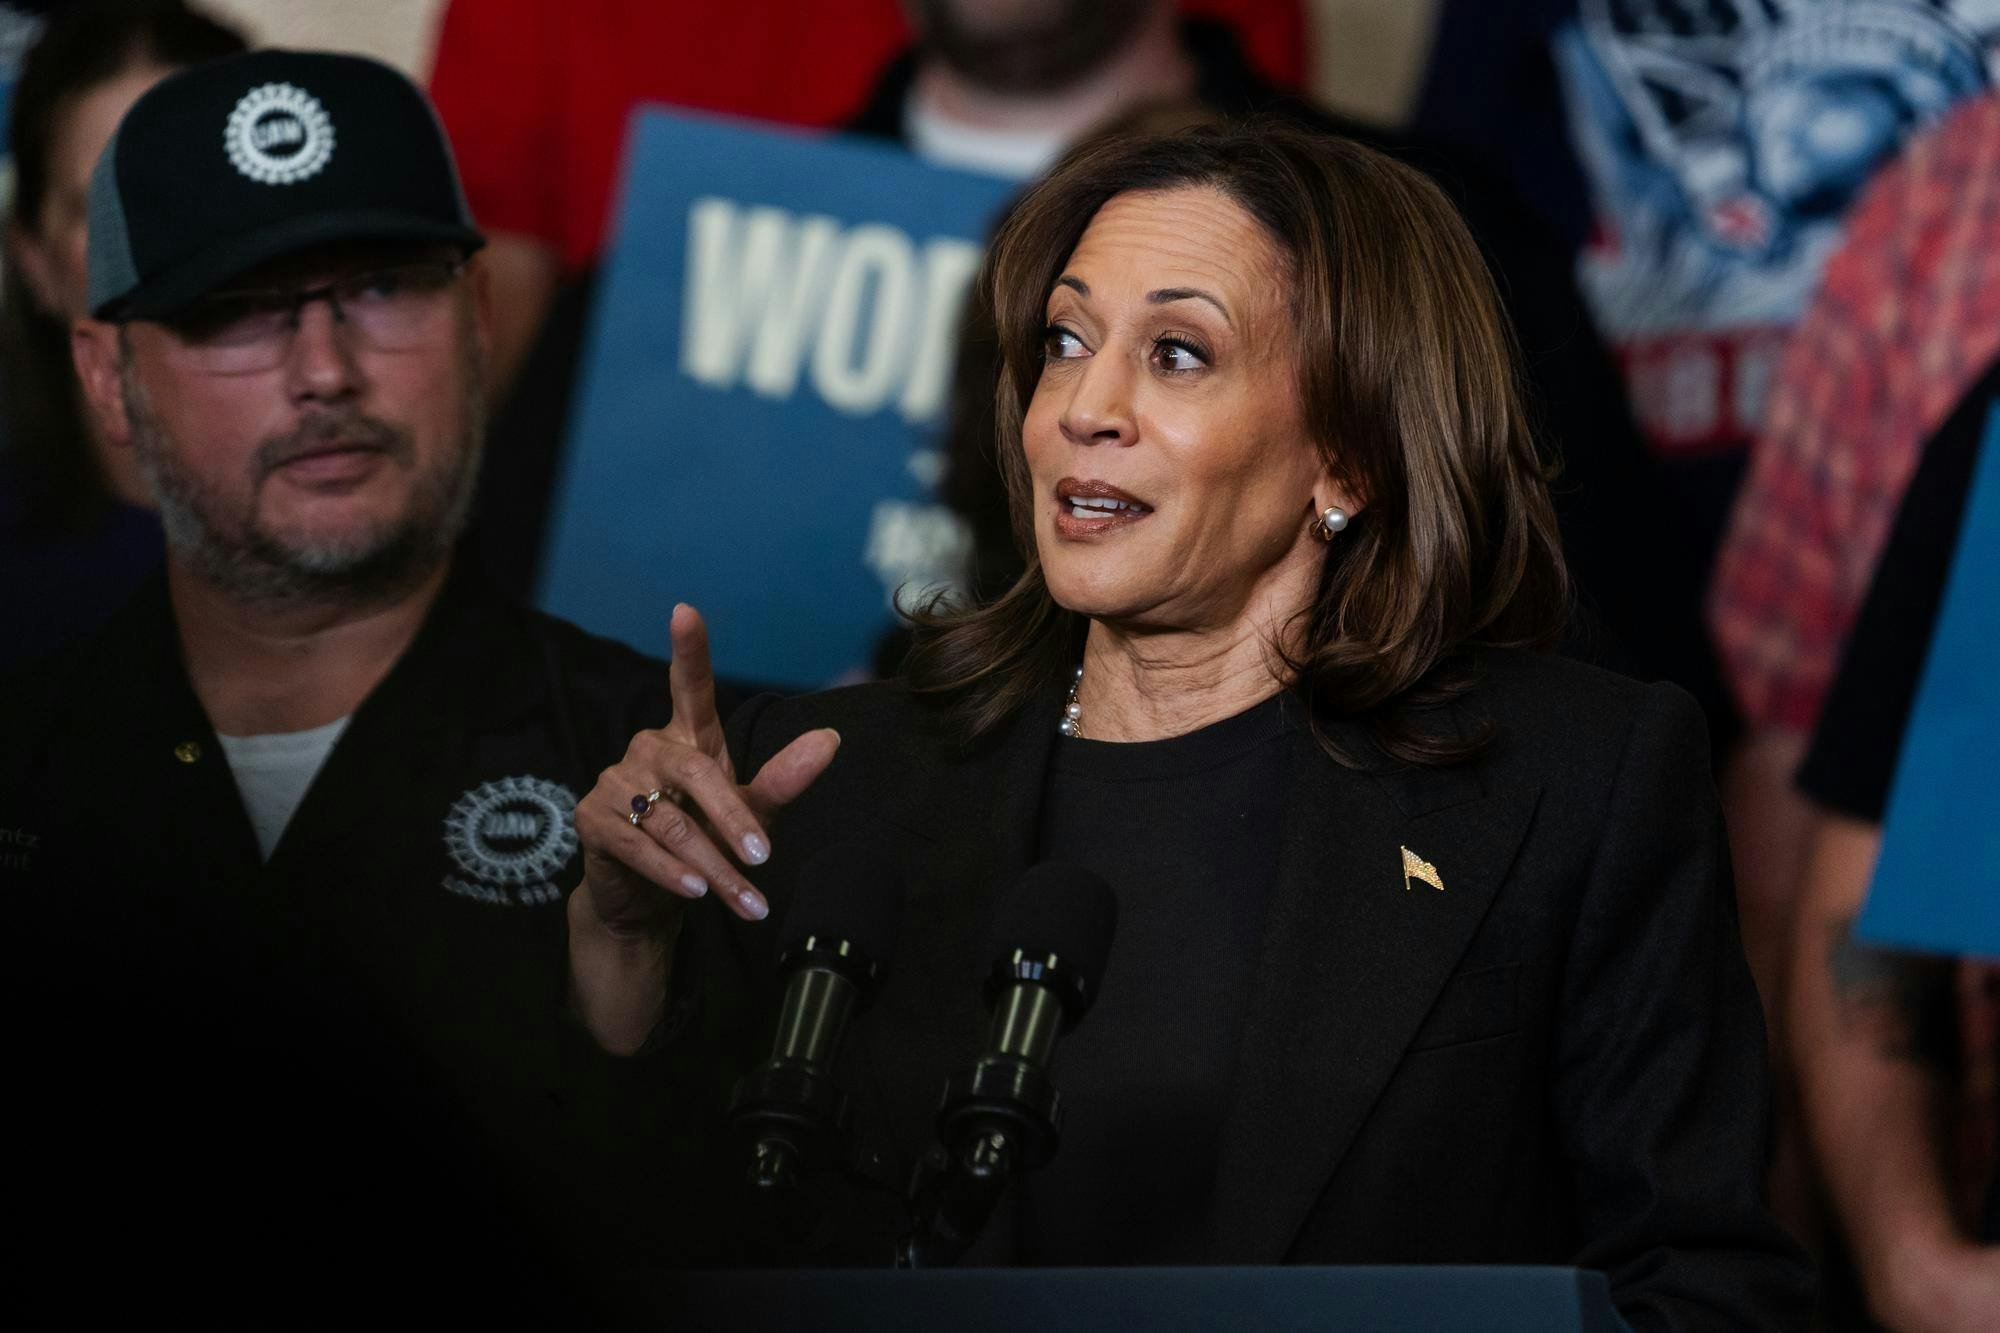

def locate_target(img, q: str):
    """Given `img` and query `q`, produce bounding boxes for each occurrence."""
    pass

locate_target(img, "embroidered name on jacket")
[441,775,578,907]
[0,826,39,872]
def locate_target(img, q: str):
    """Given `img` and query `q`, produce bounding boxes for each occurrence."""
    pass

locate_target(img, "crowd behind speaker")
[1,2,1994,1329]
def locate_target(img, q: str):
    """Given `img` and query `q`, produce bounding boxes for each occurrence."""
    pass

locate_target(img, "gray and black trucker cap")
[86,48,485,320]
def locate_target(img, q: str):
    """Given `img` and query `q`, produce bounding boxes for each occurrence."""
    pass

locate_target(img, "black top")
[0,556,731,1319]
[1798,357,2000,820]
[693,651,1814,1326]
[1016,692,1292,1263]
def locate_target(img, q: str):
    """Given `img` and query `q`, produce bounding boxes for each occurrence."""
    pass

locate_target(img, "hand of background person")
[568,604,839,1052]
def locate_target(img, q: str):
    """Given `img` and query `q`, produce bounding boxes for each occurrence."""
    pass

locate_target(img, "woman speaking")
[567,123,1811,1327]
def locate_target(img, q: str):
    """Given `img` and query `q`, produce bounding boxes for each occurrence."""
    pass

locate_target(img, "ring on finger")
[627,787,667,826]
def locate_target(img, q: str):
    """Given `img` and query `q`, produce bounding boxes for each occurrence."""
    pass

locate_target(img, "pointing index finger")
[667,603,726,757]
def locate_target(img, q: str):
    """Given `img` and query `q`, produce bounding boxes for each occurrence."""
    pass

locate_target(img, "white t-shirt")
[904,91,1064,181]
[215,715,353,861]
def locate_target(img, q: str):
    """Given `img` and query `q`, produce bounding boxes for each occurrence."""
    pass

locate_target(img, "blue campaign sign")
[1859,403,2000,958]
[535,109,1017,687]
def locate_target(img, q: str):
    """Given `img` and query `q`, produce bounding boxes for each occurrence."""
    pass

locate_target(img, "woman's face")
[11,65,172,320]
[1024,186,1343,634]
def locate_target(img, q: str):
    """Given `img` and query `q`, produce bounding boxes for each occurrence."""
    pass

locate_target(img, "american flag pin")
[1401,845,1443,892]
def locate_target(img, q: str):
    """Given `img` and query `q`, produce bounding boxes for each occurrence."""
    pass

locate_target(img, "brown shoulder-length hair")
[904,119,1569,765]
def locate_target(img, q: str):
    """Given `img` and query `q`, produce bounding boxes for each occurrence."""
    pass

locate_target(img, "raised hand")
[569,604,838,1051]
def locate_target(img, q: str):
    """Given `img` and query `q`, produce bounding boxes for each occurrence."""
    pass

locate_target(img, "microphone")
[729,848,904,1196]
[901,862,1119,1267]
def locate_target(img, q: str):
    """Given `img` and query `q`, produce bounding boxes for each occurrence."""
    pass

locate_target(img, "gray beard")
[122,338,485,607]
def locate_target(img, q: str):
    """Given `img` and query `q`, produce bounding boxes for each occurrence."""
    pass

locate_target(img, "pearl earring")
[1311,505,1349,542]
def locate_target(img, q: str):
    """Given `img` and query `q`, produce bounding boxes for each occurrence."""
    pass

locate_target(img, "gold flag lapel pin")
[1401,845,1444,892]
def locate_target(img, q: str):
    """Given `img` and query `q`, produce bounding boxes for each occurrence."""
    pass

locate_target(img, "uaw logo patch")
[441,775,579,907]
[225,82,334,185]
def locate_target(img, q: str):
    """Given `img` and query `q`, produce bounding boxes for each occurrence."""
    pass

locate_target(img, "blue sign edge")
[1857,401,2000,958]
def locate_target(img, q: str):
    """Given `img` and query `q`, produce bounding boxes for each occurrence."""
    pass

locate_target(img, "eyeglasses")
[159,259,466,374]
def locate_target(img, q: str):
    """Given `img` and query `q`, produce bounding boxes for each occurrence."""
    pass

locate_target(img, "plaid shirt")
[1708,94,2000,734]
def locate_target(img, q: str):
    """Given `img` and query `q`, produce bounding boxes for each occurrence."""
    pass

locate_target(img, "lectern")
[663,1265,1632,1332]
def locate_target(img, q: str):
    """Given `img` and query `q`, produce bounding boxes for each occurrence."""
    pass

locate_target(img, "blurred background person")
[1417,0,1999,563]
[1785,355,2000,1330]
[846,0,1302,179]
[1709,89,2000,1019]
[1409,2,2000,782]
[427,0,904,398]
[1703,92,2000,1258]
[0,0,246,664]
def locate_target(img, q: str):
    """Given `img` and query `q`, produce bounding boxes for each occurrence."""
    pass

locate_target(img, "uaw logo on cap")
[225,81,334,186]
[441,775,579,908]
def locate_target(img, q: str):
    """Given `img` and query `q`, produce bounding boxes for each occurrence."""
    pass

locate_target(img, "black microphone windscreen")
[777,843,907,965]
[989,862,1119,994]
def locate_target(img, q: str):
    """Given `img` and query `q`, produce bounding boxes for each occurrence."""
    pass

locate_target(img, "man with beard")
[856,0,1207,178]
[2,51,730,1318]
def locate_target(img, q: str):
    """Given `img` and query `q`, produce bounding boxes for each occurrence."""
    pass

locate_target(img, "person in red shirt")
[425,0,1305,394]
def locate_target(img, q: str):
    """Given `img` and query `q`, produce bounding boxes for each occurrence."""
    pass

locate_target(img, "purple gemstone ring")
[627,788,665,827]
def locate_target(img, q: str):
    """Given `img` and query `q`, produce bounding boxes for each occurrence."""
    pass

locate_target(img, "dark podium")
[668,1265,1631,1331]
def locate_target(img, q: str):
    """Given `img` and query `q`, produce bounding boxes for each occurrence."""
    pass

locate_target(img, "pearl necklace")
[1058,664,1085,738]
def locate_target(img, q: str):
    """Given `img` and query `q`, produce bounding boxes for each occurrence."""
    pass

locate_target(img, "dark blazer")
[695,647,1812,1330]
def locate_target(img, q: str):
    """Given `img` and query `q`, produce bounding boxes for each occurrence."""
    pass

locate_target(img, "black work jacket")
[3,560,702,1319]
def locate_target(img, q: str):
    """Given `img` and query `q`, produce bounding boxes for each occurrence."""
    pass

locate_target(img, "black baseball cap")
[86,48,485,321]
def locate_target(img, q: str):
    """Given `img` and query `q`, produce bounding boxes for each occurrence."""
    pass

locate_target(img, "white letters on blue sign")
[864,499,971,610]
[680,196,982,424]
[815,223,915,413]
[681,199,839,400]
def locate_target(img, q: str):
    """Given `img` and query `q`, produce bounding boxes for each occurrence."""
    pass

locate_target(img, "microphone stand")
[729,934,880,1258]
[897,947,1080,1268]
